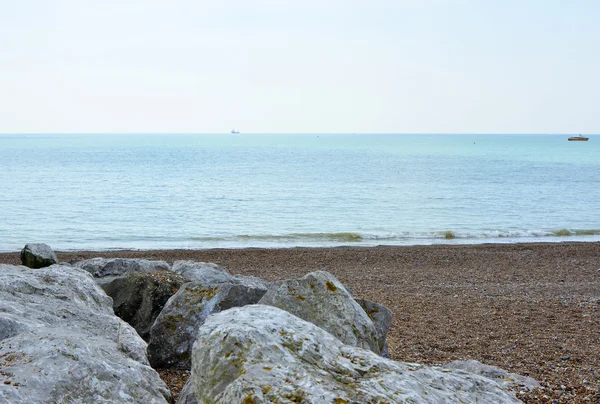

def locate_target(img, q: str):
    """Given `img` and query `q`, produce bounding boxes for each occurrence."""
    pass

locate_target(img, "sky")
[1,0,599,134]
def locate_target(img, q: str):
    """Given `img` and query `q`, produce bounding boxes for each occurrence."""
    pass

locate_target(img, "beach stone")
[0,264,171,403]
[148,280,268,369]
[19,243,57,268]
[74,257,170,278]
[444,359,540,391]
[102,270,186,341]
[258,270,381,354]
[188,305,522,403]
[355,297,393,358]
[171,260,271,289]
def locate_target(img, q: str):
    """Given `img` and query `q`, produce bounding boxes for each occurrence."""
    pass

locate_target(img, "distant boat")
[568,134,588,141]
[231,129,240,134]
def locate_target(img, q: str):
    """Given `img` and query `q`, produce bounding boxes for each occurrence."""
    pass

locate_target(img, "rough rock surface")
[444,359,540,391]
[176,378,198,404]
[171,261,231,283]
[258,270,381,354]
[171,260,270,289]
[74,257,170,278]
[19,243,57,269]
[189,305,523,403]
[102,270,186,341]
[148,280,268,369]
[355,298,393,358]
[0,264,171,403]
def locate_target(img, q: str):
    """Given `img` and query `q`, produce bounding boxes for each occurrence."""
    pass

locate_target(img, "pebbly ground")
[1,242,599,403]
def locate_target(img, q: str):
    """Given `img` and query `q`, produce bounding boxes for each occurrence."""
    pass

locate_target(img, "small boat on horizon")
[568,134,588,141]
[231,129,240,134]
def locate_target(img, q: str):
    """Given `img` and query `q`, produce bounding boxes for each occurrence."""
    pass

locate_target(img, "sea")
[1,133,599,252]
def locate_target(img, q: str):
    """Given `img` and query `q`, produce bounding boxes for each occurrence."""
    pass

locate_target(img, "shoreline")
[1,239,600,255]
[2,242,599,401]
[2,235,600,254]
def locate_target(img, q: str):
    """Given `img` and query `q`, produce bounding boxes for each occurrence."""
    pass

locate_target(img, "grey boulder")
[258,270,381,354]
[188,305,523,403]
[0,264,171,403]
[171,261,231,284]
[171,260,270,290]
[148,280,268,369]
[355,298,393,358]
[74,257,170,279]
[102,270,187,341]
[19,243,57,268]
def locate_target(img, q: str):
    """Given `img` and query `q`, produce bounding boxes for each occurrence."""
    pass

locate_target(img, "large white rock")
[258,270,381,354]
[0,264,171,403]
[189,305,523,403]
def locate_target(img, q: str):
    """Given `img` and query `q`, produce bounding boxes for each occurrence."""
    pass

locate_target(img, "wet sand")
[2,242,599,402]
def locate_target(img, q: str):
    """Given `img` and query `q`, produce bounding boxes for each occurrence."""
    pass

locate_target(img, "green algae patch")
[444,231,455,240]
[242,392,255,404]
[184,286,219,303]
[553,229,572,236]
[326,281,337,292]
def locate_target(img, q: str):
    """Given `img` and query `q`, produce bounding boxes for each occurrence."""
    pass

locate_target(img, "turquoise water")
[1,134,599,251]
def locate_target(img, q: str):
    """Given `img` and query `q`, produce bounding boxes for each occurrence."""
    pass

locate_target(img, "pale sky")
[1,0,598,134]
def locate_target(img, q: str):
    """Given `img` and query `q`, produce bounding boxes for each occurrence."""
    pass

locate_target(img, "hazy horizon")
[2,1,599,134]
[0,132,596,136]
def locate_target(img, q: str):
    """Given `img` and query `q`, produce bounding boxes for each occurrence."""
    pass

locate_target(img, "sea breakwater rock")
[74,257,170,279]
[103,271,187,341]
[19,243,57,269]
[0,264,171,403]
[258,270,381,354]
[355,298,393,358]
[171,261,231,283]
[148,280,268,369]
[444,359,540,391]
[188,305,522,403]
[171,260,271,289]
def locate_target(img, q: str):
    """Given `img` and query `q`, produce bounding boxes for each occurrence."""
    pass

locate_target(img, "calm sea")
[1,134,598,252]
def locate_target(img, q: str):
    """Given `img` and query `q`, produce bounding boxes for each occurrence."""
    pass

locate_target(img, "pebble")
[561,355,571,360]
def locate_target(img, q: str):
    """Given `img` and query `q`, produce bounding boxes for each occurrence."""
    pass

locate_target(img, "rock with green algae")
[0,264,171,403]
[147,280,268,369]
[20,243,57,268]
[187,305,524,404]
[258,270,381,354]
[102,270,187,341]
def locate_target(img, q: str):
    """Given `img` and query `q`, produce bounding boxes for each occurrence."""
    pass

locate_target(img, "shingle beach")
[2,242,598,402]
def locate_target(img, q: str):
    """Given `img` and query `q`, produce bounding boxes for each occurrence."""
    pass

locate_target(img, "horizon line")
[0,132,594,136]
